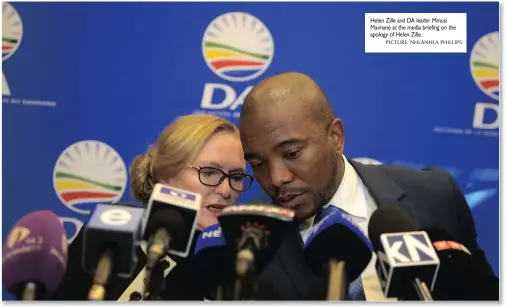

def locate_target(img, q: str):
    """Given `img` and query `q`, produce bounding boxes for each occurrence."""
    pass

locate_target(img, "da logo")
[2,2,23,96]
[2,2,23,62]
[470,31,499,101]
[53,140,128,215]
[7,226,30,248]
[202,12,274,83]
[59,216,84,244]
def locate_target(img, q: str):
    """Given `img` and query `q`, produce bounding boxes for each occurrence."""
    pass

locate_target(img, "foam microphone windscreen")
[304,207,373,281]
[422,227,496,300]
[368,205,417,251]
[144,208,187,251]
[193,224,236,299]
[3,210,68,299]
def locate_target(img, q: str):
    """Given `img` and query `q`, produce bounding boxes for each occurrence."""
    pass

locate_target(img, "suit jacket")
[240,161,498,300]
[51,161,498,300]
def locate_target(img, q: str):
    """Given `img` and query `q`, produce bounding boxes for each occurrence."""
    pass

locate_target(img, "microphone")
[82,203,145,301]
[423,227,499,300]
[368,205,440,301]
[304,207,373,300]
[3,210,68,300]
[194,224,236,300]
[142,183,201,300]
[217,204,295,300]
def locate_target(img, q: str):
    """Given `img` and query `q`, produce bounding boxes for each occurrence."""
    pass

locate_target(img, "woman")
[130,113,253,231]
[52,114,253,301]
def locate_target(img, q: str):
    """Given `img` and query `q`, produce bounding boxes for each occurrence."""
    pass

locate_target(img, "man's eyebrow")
[244,138,305,161]
[244,152,258,161]
[272,138,305,151]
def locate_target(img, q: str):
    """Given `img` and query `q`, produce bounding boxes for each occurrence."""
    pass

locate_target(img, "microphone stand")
[145,261,167,301]
[326,259,347,301]
[234,228,262,301]
[88,249,113,301]
[412,278,433,301]
[20,282,37,300]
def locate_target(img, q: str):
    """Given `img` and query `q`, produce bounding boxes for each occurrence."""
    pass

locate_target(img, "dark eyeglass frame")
[186,165,254,192]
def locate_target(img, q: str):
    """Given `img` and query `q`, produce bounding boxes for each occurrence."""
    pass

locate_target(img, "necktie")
[313,205,366,301]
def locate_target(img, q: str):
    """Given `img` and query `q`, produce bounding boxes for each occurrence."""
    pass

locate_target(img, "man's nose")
[269,162,294,188]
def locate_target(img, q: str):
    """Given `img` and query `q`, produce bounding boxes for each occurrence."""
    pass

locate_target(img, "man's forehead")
[241,106,302,135]
[240,112,312,153]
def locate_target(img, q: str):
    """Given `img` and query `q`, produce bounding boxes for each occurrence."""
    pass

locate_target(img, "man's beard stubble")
[307,152,341,219]
[278,152,341,222]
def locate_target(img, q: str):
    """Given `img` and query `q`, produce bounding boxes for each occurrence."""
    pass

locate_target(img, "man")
[238,71,498,301]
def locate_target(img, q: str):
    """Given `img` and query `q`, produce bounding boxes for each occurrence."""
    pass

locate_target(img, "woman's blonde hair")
[130,114,239,204]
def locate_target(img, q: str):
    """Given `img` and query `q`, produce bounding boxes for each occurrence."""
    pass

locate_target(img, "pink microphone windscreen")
[2,210,68,298]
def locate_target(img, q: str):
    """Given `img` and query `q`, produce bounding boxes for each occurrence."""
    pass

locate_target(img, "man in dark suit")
[237,71,498,301]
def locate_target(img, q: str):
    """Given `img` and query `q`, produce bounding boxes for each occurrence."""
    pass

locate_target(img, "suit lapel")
[349,160,420,228]
[272,160,422,299]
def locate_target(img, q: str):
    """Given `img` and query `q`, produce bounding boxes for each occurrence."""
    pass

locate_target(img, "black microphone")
[82,203,145,301]
[193,224,236,300]
[142,183,201,300]
[368,205,440,301]
[304,207,373,300]
[217,204,295,300]
[423,227,499,300]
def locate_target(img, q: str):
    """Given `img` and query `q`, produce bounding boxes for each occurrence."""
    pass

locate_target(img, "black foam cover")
[193,225,236,300]
[423,227,498,300]
[144,208,187,252]
[305,223,372,281]
[368,205,417,251]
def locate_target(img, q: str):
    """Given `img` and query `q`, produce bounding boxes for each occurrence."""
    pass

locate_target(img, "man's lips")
[277,193,304,207]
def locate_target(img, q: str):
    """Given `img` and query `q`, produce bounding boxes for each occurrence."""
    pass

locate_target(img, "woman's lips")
[205,204,227,215]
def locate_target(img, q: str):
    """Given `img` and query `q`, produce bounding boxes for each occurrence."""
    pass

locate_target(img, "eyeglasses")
[187,165,254,192]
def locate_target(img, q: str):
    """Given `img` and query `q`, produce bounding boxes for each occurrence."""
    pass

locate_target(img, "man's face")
[240,104,344,220]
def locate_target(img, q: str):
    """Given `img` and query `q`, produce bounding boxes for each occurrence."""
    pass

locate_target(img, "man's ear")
[328,118,345,154]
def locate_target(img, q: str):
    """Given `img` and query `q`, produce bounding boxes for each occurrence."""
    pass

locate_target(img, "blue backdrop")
[2,1,499,300]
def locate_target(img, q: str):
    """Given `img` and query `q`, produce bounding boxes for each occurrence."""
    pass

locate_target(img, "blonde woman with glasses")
[52,114,254,301]
[130,113,253,230]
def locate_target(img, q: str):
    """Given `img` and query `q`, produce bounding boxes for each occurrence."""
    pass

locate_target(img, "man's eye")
[285,150,301,159]
[249,161,263,169]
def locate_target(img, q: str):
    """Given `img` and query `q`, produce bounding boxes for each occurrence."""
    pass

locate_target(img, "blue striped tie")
[349,277,366,301]
[314,206,366,301]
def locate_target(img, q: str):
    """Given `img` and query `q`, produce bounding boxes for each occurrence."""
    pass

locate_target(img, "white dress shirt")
[300,155,397,302]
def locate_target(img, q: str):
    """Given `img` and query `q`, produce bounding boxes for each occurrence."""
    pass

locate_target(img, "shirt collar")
[299,155,368,234]
[327,155,368,219]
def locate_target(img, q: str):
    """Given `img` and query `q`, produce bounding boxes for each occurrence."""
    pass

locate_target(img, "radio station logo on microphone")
[100,208,132,226]
[53,140,128,215]
[195,12,275,119]
[6,226,30,248]
[433,31,499,137]
[382,232,439,264]
[161,186,197,200]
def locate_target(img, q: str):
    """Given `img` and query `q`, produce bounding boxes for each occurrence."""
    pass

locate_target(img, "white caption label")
[365,13,467,53]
